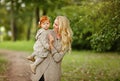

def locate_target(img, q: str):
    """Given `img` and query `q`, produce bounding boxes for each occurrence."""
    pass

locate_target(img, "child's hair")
[38,16,50,27]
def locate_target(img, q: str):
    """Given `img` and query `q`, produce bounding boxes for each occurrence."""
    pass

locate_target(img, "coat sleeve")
[51,47,68,63]
[40,32,50,50]
[35,30,41,40]
[35,32,39,40]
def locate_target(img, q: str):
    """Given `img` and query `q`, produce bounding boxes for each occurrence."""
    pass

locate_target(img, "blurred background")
[0,0,120,81]
[0,0,120,52]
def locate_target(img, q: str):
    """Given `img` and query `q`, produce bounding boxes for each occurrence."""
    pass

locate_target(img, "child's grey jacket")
[32,28,50,58]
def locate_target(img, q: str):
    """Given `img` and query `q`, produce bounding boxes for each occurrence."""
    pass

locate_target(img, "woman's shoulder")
[48,29,54,33]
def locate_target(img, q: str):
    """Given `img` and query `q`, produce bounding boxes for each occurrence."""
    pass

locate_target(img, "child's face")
[41,20,50,30]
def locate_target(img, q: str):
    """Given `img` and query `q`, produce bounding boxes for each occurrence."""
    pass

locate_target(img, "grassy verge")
[0,41,34,52]
[0,55,8,81]
[62,51,120,81]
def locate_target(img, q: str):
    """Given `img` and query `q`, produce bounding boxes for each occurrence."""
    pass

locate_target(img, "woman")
[31,16,73,81]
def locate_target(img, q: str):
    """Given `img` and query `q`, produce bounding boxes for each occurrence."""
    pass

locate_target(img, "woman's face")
[53,18,59,32]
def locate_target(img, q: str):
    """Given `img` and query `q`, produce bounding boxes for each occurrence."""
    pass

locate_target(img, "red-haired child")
[27,16,51,74]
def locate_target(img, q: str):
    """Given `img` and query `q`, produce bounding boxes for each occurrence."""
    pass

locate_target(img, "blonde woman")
[31,16,73,81]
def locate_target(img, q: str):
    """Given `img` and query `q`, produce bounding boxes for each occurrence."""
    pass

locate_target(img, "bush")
[90,0,120,52]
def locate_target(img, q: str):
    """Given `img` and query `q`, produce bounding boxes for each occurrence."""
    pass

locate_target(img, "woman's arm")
[49,34,68,62]
[51,47,68,62]
[49,39,66,62]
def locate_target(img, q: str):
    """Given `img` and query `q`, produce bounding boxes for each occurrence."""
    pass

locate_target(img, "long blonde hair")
[56,16,73,52]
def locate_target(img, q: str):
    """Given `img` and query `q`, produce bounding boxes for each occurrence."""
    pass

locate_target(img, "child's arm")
[40,32,52,50]
[36,29,44,40]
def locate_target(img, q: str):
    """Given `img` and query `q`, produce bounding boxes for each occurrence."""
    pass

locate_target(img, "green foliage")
[52,0,120,52]
[91,26,120,52]
[53,1,120,52]
[70,15,92,50]
[1,0,120,52]
[90,0,120,52]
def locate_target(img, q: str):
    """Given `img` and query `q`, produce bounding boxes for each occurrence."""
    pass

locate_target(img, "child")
[27,16,51,74]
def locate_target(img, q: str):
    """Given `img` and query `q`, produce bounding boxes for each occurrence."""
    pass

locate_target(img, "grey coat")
[31,30,68,81]
[33,28,50,58]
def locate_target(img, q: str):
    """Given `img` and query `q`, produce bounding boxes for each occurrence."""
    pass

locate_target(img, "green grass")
[0,41,120,81]
[0,55,7,81]
[0,41,34,52]
[62,51,120,81]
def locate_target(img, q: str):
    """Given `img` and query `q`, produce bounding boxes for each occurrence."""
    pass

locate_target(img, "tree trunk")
[11,0,17,41]
[43,9,47,15]
[35,6,39,31]
[27,15,33,41]
[26,25,31,41]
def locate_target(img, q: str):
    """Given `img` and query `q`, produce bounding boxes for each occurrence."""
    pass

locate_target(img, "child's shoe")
[26,56,35,62]
[30,64,36,74]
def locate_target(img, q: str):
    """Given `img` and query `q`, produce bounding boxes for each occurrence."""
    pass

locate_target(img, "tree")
[90,0,120,52]
[10,0,17,41]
